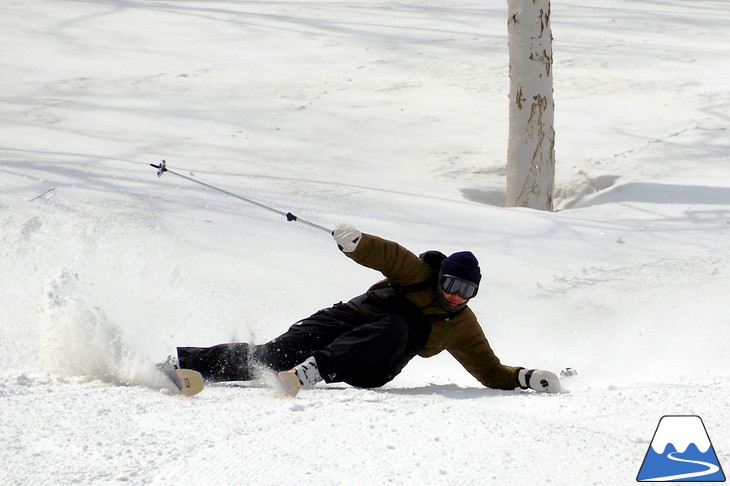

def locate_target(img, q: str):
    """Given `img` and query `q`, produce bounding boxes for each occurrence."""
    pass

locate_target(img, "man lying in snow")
[175,224,561,396]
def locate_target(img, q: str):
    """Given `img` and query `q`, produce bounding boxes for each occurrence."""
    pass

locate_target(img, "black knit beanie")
[440,251,481,286]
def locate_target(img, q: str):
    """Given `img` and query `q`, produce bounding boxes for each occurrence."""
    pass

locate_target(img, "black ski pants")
[177,289,431,389]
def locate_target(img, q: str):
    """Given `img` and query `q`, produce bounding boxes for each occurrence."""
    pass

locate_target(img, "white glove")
[332,223,362,253]
[518,369,561,393]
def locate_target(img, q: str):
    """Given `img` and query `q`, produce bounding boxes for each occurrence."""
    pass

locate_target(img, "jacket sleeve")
[446,310,522,390]
[345,233,431,286]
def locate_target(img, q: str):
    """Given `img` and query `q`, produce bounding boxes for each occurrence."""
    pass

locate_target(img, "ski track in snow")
[2,0,730,484]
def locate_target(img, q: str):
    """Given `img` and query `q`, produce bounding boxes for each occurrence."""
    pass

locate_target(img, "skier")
[174,223,561,396]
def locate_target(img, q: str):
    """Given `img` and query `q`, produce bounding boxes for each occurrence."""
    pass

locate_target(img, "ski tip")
[276,370,302,398]
[175,369,205,397]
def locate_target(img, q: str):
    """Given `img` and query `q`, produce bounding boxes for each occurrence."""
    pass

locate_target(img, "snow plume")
[39,270,166,389]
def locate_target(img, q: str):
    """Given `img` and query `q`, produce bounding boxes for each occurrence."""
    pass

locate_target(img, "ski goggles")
[440,274,479,299]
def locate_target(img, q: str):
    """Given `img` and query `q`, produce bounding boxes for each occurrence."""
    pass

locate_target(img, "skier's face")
[441,290,467,309]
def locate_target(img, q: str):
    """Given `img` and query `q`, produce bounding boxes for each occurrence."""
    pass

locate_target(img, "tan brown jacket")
[345,233,522,390]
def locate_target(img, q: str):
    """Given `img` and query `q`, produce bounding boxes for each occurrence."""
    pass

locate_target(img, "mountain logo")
[637,415,726,482]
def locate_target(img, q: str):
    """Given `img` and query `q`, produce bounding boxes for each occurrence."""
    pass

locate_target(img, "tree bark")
[505,0,555,211]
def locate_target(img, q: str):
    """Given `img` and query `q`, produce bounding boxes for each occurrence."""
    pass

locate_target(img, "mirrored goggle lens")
[440,275,478,299]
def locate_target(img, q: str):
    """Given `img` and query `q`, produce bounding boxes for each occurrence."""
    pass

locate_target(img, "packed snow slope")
[1,0,729,484]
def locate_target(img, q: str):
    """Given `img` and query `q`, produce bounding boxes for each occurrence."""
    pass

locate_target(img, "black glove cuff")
[520,369,534,390]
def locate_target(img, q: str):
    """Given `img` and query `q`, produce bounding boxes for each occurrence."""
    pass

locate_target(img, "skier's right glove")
[332,223,362,253]
[518,369,561,393]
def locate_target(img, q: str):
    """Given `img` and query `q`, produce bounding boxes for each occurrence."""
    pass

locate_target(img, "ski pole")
[149,160,332,234]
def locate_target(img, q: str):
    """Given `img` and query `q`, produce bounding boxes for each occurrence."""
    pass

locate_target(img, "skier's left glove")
[518,369,561,393]
[332,223,362,253]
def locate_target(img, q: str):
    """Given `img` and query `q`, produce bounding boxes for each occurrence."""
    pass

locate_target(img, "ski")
[167,368,205,397]
[157,356,205,397]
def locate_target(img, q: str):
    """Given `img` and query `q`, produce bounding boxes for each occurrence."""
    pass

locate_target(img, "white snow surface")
[1,0,729,484]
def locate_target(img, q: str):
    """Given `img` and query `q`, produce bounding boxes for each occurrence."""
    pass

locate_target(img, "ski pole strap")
[149,161,331,234]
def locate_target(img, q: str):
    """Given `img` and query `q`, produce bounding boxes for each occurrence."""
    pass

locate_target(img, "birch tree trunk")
[505,0,555,211]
